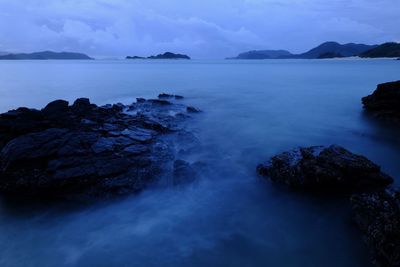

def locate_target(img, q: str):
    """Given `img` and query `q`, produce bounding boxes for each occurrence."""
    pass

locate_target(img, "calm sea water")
[0,59,399,267]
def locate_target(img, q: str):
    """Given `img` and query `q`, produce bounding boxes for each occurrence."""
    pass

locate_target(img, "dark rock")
[42,99,69,114]
[71,98,95,115]
[0,96,200,199]
[148,99,172,105]
[362,81,400,121]
[257,145,393,192]
[158,93,184,100]
[136,98,146,103]
[351,188,400,267]
[187,106,201,113]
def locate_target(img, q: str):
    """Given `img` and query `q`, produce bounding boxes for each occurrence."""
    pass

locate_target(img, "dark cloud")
[0,0,398,58]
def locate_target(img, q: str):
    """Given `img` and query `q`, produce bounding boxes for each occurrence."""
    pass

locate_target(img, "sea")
[0,59,399,267]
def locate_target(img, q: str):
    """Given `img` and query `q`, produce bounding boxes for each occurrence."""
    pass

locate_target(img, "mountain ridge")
[229,41,382,59]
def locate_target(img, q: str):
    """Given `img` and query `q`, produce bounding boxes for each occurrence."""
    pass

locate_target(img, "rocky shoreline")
[257,80,400,267]
[362,80,400,121]
[0,95,200,199]
[258,145,399,267]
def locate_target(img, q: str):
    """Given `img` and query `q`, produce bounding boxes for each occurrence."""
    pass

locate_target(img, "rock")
[71,98,95,115]
[187,106,201,113]
[42,99,69,114]
[0,96,200,199]
[362,81,400,121]
[257,145,393,192]
[158,93,184,100]
[148,99,172,105]
[351,188,400,267]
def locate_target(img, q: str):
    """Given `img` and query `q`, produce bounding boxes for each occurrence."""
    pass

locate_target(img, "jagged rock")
[0,96,199,199]
[351,188,400,267]
[362,81,400,121]
[257,145,393,192]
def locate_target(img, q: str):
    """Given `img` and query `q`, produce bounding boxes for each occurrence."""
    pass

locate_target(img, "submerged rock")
[158,93,184,100]
[351,188,400,267]
[187,106,201,113]
[0,96,199,198]
[362,81,400,121]
[257,145,393,192]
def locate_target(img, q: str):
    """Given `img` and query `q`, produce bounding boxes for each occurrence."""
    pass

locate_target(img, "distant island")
[126,52,190,60]
[228,41,400,59]
[359,42,400,58]
[0,51,93,60]
[226,50,292,59]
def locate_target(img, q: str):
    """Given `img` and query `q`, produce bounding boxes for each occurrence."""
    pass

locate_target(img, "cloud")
[0,0,398,58]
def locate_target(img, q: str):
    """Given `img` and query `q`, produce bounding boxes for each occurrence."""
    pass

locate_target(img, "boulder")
[0,96,200,199]
[362,81,400,121]
[351,188,400,267]
[257,145,393,192]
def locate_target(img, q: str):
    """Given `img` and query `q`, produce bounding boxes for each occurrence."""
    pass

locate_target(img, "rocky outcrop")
[258,145,398,267]
[0,96,199,198]
[257,145,393,192]
[351,188,400,267]
[362,81,400,121]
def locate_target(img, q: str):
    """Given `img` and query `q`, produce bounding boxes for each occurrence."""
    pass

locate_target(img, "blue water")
[0,59,399,267]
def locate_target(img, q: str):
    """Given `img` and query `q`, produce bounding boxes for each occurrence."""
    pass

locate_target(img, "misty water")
[0,59,399,267]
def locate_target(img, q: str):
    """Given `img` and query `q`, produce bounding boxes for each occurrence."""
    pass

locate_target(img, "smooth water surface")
[0,59,399,267]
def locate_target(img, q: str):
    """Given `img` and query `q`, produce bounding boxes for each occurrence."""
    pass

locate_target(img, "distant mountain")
[126,52,190,60]
[229,41,378,60]
[0,51,8,56]
[0,51,93,60]
[295,42,377,59]
[359,42,400,58]
[228,50,293,59]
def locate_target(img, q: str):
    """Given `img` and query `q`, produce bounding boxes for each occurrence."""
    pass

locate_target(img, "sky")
[0,0,399,59]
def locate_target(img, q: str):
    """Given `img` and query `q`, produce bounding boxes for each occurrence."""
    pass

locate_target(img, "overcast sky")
[0,0,398,59]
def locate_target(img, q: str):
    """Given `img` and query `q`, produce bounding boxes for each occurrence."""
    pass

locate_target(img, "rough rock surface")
[0,96,199,198]
[257,145,393,191]
[362,81,400,121]
[351,188,400,267]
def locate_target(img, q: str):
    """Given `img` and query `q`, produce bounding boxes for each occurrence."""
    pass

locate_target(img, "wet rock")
[148,99,172,105]
[0,96,200,199]
[158,93,184,100]
[351,188,400,267]
[71,98,95,115]
[187,106,201,113]
[42,99,69,114]
[257,145,393,192]
[362,81,400,121]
